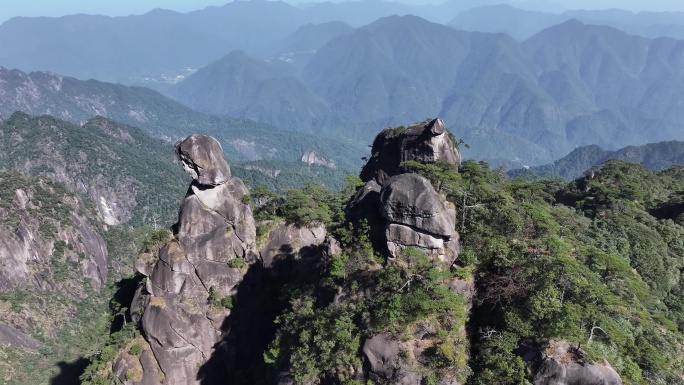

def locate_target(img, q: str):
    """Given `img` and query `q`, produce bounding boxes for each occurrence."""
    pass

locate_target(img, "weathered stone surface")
[137,349,165,385]
[142,293,220,385]
[347,180,381,220]
[360,118,460,184]
[380,173,455,238]
[0,194,107,291]
[363,333,423,384]
[260,221,327,268]
[530,341,623,385]
[175,135,231,185]
[363,333,401,379]
[148,242,203,298]
[0,323,42,350]
[301,150,336,168]
[135,134,257,385]
[534,357,623,385]
[175,176,256,261]
[386,223,445,251]
[194,259,242,294]
[68,213,108,289]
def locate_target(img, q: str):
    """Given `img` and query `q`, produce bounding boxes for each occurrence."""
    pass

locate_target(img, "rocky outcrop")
[347,119,464,383]
[300,150,336,169]
[360,118,460,185]
[524,341,623,385]
[0,185,108,292]
[0,323,42,350]
[134,135,257,385]
[534,358,623,385]
[349,118,460,266]
[381,174,459,265]
[260,221,327,268]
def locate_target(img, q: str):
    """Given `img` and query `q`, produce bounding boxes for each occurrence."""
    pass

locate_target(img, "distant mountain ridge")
[5,0,683,85]
[0,67,366,170]
[449,4,684,41]
[168,16,684,166]
[509,141,684,180]
[0,0,506,84]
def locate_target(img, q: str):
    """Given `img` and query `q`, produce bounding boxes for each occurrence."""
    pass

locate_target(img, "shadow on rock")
[197,243,326,385]
[50,358,90,385]
[109,274,145,333]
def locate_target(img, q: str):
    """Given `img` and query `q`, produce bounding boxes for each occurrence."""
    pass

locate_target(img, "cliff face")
[128,135,256,384]
[350,118,461,267]
[0,172,108,341]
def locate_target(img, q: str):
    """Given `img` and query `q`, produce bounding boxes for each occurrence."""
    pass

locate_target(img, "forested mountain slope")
[0,112,187,227]
[0,67,367,169]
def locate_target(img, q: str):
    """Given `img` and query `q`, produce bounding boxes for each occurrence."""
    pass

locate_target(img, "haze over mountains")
[3,0,684,168]
[164,15,684,166]
[450,4,684,41]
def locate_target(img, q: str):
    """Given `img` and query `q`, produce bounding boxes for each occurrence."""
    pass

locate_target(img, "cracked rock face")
[360,118,460,185]
[380,174,455,238]
[348,118,460,266]
[260,221,327,268]
[134,135,256,385]
[381,173,458,265]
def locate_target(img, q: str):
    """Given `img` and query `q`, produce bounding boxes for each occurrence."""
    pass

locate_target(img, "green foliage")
[208,285,234,310]
[269,300,362,383]
[128,343,143,356]
[465,159,684,385]
[227,257,246,269]
[278,182,333,227]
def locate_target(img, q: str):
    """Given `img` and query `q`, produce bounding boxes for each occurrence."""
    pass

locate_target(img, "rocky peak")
[133,134,256,385]
[175,134,232,185]
[345,120,463,383]
[349,118,460,267]
[360,118,460,185]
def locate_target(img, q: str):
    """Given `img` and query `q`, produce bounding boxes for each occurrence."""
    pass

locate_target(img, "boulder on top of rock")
[135,134,257,385]
[175,134,231,185]
[360,118,460,184]
[379,173,455,238]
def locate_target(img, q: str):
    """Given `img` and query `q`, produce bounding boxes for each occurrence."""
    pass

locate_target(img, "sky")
[2,0,684,24]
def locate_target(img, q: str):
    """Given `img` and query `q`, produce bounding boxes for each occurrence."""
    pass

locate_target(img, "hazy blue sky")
[2,0,684,24]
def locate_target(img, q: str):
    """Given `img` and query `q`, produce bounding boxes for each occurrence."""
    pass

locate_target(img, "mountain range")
[164,16,684,166]
[0,67,366,170]
[450,4,684,41]
[4,2,684,168]
[510,140,684,180]
[0,0,506,84]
